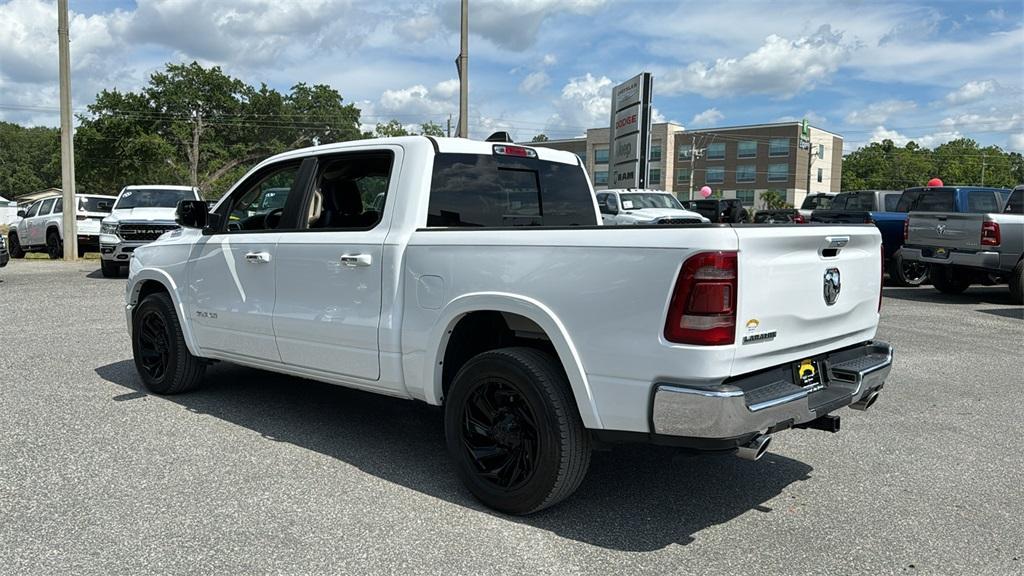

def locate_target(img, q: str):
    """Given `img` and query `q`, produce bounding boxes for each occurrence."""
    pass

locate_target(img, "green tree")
[374,119,411,137]
[759,189,788,209]
[420,121,445,137]
[0,122,61,199]
[531,133,549,142]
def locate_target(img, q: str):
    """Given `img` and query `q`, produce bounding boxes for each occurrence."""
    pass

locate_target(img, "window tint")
[844,192,875,210]
[226,163,301,231]
[53,198,63,214]
[966,191,1000,213]
[1004,190,1022,214]
[883,193,900,212]
[26,202,41,218]
[307,153,393,230]
[38,198,56,216]
[428,153,597,228]
[831,194,849,210]
[913,190,954,211]
[816,196,833,209]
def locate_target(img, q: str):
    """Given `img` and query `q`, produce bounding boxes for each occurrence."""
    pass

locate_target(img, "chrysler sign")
[608,73,653,189]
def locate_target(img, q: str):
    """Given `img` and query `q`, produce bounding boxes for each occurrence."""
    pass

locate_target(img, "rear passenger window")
[428,153,596,227]
[306,152,393,230]
[966,192,1000,213]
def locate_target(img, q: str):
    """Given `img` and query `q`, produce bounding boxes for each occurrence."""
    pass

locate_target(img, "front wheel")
[8,233,25,258]
[888,253,929,287]
[445,347,591,515]
[930,265,970,295]
[132,292,205,394]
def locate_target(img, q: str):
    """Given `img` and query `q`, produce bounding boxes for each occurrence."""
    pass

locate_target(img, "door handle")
[340,253,372,267]
[245,251,271,264]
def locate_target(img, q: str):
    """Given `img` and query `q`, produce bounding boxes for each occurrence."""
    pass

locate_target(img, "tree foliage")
[531,134,549,142]
[0,122,61,198]
[759,190,788,209]
[842,138,1020,190]
[420,121,445,137]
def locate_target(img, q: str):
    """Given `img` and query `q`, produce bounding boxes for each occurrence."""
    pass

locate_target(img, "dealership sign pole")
[608,73,653,189]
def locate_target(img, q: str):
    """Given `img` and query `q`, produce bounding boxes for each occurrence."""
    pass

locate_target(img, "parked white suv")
[125,136,892,514]
[597,189,709,225]
[100,185,201,277]
[7,193,113,259]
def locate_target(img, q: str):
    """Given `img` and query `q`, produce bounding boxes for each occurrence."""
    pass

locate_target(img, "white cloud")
[945,80,998,105]
[845,100,918,126]
[691,108,724,127]
[449,0,609,51]
[519,71,550,94]
[378,84,452,117]
[433,79,460,99]
[1009,133,1024,152]
[659,25,848,98]
[394,14,443,43]
[541,54,557,67]
[547,73,612,134]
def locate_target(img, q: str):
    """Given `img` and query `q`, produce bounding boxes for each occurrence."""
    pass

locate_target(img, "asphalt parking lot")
[1,259,1021,575]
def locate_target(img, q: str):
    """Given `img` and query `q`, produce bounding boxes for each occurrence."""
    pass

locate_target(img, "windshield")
[114,188,193,210]
[79,196,113,213]
[618,193,682,210]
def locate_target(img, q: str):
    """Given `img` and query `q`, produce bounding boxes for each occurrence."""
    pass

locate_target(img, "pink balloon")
[927,178,943,187]
[700,186,713,198]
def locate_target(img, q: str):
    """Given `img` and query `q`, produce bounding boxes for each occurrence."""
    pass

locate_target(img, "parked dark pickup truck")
[811,190,923,286]
[681,199,749,223]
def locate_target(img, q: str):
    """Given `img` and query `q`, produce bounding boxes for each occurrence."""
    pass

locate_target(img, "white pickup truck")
[100,185,202,277]
[125,136,893,514]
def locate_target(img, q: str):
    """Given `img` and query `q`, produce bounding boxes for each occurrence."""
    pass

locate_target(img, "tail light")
[903,218,909,242]
[879,243,884,312]
[664,251,737,345]
[981,221,1000,246]
[793,214,806,224]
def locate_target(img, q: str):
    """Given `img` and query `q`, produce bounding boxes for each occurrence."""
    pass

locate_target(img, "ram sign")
[608,72,653,189]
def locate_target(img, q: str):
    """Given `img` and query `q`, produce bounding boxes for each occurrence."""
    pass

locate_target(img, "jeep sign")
[608,73,653,189]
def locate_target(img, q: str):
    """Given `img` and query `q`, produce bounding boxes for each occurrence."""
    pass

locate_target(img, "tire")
[1009,260,1024,305]
[46,230,62,259]
[8,232,25,259]
[100,259,120,278]
[132,292,205,394]
[444,347,591,515]
[887,253,929,287]
[930,264,970,295]
[78,247,87,258]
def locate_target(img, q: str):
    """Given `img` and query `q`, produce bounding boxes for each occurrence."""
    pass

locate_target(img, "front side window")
[225,164,301,231]
[307,152,394,230]
[736,164,756,183]
[707,142,725,160]
[738,140,757,158]
[115,189,195,210]
[38,198,56,216]
[594,148,609,164]
[768,163,789,181]
[428,153,596,228]
[25,202,41,218]
[769,138,790,156]
[706,166,725,183]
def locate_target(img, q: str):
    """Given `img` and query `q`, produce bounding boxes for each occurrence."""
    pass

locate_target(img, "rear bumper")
[650,341,893,439]
[900,246,1002,271]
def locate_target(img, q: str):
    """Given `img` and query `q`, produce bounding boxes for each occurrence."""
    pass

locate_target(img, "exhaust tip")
[736,434,772,461]
[851,390,881,411]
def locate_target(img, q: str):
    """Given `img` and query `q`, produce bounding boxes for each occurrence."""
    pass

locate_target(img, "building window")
[580,151,587,164]
[738,140,757,158]
[676,168,691,185]
[736,164,756,183]
[594,148,609,164]
[817,143,825,159]
[768,163,789,181]
[736,189,755,207]
[594,170,608,185]
[650,143,662,162]
[678,143,692,160]
[769,138,790,156]
[706,166,725,183]
[649,168,661,185]
[707,142,725,160]
[817,167,823,183]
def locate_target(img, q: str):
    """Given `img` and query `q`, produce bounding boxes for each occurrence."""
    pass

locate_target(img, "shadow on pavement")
[95,359,813,551]
[86,269,125,280]
[884,286,1015,305]
[977,307,1023,320]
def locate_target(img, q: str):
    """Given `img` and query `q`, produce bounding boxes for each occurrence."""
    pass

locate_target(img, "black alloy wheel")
[898,258,929,286]
[462,379,540,491]
[136,308,172,381]
[8,233,25,258]
[46,231,62,259]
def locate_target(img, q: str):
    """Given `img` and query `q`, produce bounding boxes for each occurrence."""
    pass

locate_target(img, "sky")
[1,0,1022,152]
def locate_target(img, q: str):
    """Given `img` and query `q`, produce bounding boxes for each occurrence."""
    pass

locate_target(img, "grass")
[24,252,101,260]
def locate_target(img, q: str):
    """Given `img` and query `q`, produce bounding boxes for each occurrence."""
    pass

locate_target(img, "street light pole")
[58,0,78,261]
[456,0,469,138]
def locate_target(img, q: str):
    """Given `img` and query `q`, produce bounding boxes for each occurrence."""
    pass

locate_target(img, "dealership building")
[535,121,843,209]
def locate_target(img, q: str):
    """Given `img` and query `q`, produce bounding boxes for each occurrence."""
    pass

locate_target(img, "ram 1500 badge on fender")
[125,136,894,514]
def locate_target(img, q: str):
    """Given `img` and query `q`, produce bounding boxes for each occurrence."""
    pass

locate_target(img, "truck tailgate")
[731,225,881,375]
[907,212,983,249]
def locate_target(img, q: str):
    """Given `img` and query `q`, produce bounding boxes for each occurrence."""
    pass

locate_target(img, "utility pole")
[455,0,468,138]
[981,153,986,186]
[447,114,452,138]
[686,133,705,200]
[806,140,814,196]
[57,0,77,261]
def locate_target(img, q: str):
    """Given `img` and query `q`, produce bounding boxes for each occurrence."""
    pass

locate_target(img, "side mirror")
[175,199,209,229]
[17,210,26,218]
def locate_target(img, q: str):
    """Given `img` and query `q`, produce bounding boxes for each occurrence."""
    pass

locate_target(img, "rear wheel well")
[440,311,559,402]
[46,226,60,238]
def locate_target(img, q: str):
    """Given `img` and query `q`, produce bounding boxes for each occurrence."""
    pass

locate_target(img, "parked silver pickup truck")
[900,185,1023,303]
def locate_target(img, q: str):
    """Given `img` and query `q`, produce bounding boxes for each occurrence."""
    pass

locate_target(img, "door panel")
[188,234,282,361]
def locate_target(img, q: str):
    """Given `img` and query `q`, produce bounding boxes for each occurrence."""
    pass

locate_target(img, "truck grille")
[117,223,178,242]
[657,217,702,225]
